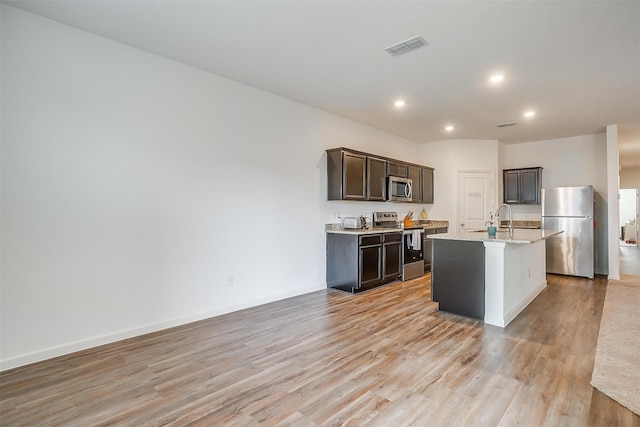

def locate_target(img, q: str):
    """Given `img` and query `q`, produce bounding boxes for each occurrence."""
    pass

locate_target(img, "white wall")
[0,6,427,369]
[621,167,640,189]
[419,139,500,231]
[501,133,609,275]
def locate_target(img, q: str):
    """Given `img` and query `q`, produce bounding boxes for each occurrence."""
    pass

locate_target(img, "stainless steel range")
[372,211,399,228]
[401,227,424,280]
[373,212,424,281]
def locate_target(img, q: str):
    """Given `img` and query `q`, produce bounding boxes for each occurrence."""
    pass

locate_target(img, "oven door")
[402,230,424,264]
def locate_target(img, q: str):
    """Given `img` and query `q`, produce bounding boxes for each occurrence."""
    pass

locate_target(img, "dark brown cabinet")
[327,149,366,200]
[423,227,448,272]
[327,148,434,203]
[387,161,407,178]
[382,232,402,282]
[407,165,422,204]
[503,167,542,204]
[327,232,401,293]
[421,168,434,204]
[343,152,366,200]
[367,157,387,201]
[359,235,383,287]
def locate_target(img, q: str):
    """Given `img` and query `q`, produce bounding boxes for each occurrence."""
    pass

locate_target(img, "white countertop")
[428,228,563,244]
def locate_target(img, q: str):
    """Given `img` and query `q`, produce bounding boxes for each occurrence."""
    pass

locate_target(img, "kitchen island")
[428,228,562,327]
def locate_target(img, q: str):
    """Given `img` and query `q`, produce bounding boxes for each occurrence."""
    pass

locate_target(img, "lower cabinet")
[382,233,402,282]
[327,232,402,293]
[423,227,448,272]
[359,235,383,287]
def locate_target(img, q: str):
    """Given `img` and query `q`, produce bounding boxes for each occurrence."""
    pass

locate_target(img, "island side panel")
[503,239,547,324]
[431,239,485,320]
[484,240,548,327]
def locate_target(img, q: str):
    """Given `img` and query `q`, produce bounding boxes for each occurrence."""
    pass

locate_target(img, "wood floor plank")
[1,273,639,426]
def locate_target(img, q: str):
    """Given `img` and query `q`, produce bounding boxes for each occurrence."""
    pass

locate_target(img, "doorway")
[619,188,640,276]
[619,188,638,246]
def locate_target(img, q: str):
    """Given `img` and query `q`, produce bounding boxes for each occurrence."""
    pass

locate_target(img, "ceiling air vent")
[495,121,519,128]
[385,36,428,57]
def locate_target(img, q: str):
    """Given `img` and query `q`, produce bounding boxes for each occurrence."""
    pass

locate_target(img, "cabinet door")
[359,245,382,287]
[423,229,437,272]
[367,157,387,201]
[387,161,407,178]
[519,168,540,204]
[383,242,401,282]
[421,168,434,204]
[407,165,422,203]
[503,170,520,203]
[383,233,402,281]
[343,152,366,200]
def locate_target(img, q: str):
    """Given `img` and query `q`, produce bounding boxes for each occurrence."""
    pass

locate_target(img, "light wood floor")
[1,274,639,426]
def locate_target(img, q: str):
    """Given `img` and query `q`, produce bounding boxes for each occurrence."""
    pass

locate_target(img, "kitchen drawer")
[383,232,402,243]
[359,234,382,246]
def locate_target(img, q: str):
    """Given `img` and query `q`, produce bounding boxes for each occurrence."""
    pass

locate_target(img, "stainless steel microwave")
[387,176,413,202]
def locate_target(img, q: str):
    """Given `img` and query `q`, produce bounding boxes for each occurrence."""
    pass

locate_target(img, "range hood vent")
[495,121,519,128]
[385,36,428,57]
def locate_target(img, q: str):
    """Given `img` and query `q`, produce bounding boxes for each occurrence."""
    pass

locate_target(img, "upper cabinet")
[407,165,422,204]
[387,161,408,178]
[503,167,543,204]
[327,150,366,200]
[327,148,434,203]
[367,157,387,201]
[421,168,434,204]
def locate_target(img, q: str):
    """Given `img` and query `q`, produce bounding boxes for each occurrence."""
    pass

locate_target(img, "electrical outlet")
[227,275,235,287]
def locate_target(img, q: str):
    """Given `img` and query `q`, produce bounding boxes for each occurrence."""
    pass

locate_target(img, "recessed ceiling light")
[489,74,505,84]
[523,110,536,118]
[394,100,406,107]
[445,125,454,132]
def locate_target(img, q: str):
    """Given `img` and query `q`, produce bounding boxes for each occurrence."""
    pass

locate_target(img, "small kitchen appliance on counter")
[342,216,366,229]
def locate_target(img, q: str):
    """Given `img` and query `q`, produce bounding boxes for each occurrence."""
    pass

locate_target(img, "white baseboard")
[0,283,326,372]
[503,280,547,327]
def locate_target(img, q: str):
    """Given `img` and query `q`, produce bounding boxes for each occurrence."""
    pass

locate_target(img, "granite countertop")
[326,220,449,235]
[428,228,562,244]
[499,220,541,229]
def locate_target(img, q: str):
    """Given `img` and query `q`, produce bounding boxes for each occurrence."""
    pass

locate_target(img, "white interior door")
[458,171,495,231]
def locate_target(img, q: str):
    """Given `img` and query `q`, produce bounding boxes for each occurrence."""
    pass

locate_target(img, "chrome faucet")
[495,203,513,237]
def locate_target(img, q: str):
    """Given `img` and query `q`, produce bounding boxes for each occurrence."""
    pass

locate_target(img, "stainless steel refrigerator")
[542,186,595,278]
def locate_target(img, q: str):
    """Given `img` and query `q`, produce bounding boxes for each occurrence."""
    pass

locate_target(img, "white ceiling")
[5,0,640,167]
